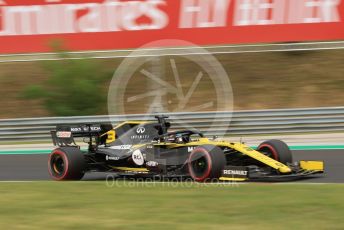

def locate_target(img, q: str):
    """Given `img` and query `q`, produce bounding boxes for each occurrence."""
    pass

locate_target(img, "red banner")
[0,0,343,54]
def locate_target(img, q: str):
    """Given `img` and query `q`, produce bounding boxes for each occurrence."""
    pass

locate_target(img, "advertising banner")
[0,0,343,53]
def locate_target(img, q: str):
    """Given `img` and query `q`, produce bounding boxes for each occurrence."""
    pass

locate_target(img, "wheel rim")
[188,149,212,181]
[50,154,66,177]
[191,156,208,178]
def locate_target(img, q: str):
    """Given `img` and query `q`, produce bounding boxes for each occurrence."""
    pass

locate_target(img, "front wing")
[219,161,324,182]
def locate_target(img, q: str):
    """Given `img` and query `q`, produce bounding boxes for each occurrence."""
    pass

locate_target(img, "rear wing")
[51,124,112,147]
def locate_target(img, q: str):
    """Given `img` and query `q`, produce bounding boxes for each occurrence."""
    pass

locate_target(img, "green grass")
[0,182,343,229]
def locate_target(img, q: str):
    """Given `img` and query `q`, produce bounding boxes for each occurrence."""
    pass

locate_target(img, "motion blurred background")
[1,50,344,118]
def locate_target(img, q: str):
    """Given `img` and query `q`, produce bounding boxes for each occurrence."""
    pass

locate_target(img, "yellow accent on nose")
[278,166,292,173]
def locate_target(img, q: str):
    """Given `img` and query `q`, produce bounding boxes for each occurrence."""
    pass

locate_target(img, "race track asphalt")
[0,150,343,182]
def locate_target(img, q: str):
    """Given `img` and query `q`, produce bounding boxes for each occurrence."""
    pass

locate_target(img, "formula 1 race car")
[48,116,324,182]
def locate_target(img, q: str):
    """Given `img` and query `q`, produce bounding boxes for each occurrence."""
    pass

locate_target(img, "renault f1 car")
[48,116,324,181]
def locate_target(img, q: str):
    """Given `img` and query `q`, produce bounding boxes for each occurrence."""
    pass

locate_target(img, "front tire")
[48,147,86,181]
[257,139,293,164]
[188,145,226,182]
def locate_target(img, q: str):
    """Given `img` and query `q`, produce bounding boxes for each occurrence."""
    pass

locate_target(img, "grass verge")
[0,182,343,229]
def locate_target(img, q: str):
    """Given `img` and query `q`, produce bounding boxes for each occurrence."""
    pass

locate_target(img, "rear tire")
[48,147,86,181]
[188,145,226,182]
[257,139,293,164]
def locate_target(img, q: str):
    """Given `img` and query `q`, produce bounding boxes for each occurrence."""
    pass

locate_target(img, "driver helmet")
[175,136,184,144]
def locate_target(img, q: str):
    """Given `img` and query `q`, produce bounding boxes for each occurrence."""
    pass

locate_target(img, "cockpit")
[155,130,205,144]
[100,115,205,146]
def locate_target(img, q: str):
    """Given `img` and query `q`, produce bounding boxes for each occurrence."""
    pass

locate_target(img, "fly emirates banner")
[0,0,343,53]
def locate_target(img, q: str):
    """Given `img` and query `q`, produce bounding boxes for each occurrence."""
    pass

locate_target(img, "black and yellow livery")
[48,116,324,181]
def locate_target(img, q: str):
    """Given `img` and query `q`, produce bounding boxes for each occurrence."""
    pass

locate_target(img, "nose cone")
[279,166,292,173]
